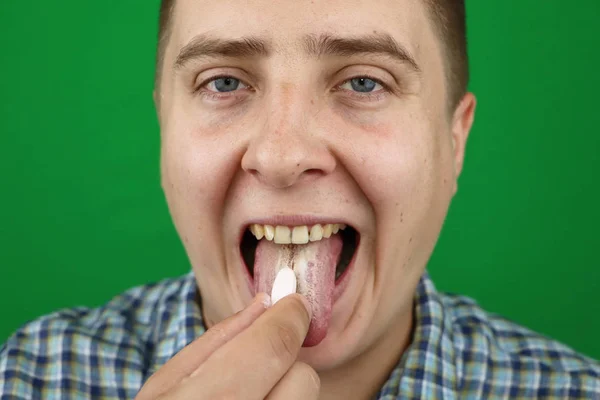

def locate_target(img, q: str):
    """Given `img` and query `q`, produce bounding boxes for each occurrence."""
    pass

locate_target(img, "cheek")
[159,93,259,243]
[163,102,248,192]
[160,117,243,235]
[341,118,437,207]
[340,111,454,247]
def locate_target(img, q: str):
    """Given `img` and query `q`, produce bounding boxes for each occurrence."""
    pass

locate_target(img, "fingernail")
[254,292,271,309]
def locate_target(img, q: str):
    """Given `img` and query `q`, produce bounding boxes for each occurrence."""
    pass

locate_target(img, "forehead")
[168,0,438,66]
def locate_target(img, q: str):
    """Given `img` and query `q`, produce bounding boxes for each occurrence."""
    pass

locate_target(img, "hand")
[135,293,319,400]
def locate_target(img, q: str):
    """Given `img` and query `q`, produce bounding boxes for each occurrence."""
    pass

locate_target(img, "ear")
[450,92,476,194]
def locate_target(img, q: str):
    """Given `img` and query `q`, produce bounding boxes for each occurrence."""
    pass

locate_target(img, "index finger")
[181,294,312,400]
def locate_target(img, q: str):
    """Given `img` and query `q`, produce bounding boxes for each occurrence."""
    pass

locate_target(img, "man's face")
[157,0,473,371]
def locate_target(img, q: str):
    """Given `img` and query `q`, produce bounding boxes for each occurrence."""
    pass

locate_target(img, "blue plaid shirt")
[1,272,599,399]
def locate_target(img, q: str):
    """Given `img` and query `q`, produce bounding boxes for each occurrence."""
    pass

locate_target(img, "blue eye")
[206,77,247,92]
[341,77,383,93]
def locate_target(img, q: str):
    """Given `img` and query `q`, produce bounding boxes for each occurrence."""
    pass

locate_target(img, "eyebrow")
[303,33,420,72]
[174,32,420,72]
[174,35,270,68]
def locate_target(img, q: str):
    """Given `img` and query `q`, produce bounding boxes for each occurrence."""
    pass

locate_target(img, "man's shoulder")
[438,292,600,396]
[0,274,193,399]
[2,274,191,350]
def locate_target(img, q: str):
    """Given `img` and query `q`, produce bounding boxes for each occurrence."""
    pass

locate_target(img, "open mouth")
[240,222,360,346]
[240,223,360,282]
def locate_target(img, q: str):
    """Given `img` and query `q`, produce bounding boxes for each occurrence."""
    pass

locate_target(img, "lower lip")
[239,235,360,303]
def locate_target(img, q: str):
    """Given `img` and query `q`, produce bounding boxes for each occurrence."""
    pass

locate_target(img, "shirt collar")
[146,272,206,378]
[378,271,459,398]
[175,272,207,350]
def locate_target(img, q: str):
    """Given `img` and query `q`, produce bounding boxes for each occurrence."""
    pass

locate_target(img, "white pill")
[271,267,297,305]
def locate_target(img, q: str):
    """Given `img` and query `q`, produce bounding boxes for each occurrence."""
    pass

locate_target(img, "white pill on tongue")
[253,237,343,347]
[271,266,297,305]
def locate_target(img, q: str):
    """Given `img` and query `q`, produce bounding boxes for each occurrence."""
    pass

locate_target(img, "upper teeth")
[249,223,347,244]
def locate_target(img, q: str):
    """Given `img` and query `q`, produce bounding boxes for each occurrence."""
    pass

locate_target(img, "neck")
[317,307,414,400]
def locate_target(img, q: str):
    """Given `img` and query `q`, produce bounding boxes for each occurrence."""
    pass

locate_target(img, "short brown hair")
[155,0,468,108]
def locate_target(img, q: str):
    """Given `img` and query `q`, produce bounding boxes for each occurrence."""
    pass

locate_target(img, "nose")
[241,86,336,189]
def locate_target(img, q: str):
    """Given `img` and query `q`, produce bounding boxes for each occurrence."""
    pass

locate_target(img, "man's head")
[154,0,475,371]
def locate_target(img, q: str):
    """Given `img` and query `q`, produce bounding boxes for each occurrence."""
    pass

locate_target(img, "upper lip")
[238,215,356,243]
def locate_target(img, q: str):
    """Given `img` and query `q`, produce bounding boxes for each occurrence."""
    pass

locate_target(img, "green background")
[1,1,599,360]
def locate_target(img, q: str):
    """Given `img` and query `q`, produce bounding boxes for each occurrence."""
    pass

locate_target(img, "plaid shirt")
[1,272,599,399]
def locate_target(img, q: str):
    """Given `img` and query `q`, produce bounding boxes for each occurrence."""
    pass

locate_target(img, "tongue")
[254,235,343,347]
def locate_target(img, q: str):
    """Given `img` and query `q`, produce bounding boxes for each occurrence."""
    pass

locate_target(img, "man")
[1,0,599,398]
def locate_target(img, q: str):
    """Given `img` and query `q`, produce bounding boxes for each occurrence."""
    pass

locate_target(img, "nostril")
[298,168,325,181]
[304,168,325,176]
